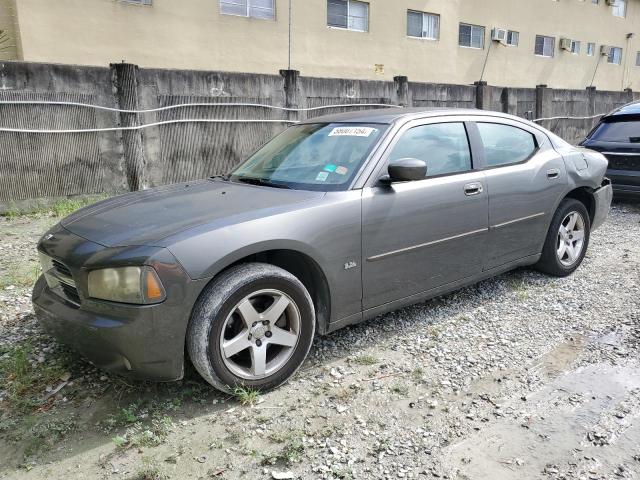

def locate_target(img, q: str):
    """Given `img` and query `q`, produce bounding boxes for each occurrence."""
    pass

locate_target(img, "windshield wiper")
[234,177,291,189]
[210,173,231,181]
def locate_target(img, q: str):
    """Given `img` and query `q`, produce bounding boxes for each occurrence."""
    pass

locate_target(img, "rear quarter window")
[590,120,640,143]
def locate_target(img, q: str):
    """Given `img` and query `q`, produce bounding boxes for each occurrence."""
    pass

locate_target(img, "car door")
[361,118,488,310]
[470,118,567,270]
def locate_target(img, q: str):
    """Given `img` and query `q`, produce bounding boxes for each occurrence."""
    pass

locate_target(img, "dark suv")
[580,101,640,198]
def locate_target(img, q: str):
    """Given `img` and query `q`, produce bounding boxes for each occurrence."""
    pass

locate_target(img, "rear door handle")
[464,182,483,196]
[547,168,560,179]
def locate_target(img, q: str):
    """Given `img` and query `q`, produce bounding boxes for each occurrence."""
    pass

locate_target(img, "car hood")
[61,179,325,247]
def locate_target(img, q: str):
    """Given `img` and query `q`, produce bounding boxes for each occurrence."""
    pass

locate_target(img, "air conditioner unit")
[560,38,572,51]
[600,45,612,56]
[491,27,507,43]
[605,0,617,6]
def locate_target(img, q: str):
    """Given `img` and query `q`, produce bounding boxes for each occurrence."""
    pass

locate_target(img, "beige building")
[1,0,639,91]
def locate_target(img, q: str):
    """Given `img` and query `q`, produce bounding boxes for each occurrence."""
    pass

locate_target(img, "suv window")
[388,123,472,177]
[590,120,640,143]
[477,123,537,167]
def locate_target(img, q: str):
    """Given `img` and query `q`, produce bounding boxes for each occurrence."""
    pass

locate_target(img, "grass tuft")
[0,343,71,414]
[1,194,109,219]
[508,277,530,300]
[129,458,166,480]
[391,383,409,396]
[0,262,41,289]
[112,415,173,451]
[233,385,261,406]
[353,354,378,365]
[51,199,91,218]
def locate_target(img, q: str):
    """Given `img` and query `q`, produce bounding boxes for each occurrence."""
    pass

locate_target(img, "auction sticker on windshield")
[328,127,377,137]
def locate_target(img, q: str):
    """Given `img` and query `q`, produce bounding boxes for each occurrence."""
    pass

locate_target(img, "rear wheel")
[535,198,590,277]
[187,263,315,393]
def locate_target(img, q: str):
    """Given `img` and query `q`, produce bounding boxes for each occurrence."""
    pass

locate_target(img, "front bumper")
[32,225,207,381]
[33,276,184,380]
[591,178,613,231]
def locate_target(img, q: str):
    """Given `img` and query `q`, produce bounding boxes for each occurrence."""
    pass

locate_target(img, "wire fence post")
[111,62,147,192]
[586,85,597,120]
[535,84,552,121]
[394,76,410,107]
[474,81,491,111]
[280,69,301,123]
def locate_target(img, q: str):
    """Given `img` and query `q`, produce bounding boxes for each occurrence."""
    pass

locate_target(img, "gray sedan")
[33,108,612,392]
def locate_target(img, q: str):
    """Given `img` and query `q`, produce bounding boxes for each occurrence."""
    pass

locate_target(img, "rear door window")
[477,123,537,167]
[590,120,640,143]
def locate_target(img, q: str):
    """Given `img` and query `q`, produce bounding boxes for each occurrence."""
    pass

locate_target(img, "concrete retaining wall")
[0,60,638,210]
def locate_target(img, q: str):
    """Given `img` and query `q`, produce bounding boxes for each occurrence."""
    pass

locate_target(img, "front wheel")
[187,263,315,393]
[535,198,591,277]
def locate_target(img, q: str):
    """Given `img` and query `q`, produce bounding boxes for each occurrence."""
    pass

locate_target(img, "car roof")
[301,107,531,125]
[606,101,640,117]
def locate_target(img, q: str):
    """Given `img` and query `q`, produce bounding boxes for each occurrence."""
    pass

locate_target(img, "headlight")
[87,266,165,304]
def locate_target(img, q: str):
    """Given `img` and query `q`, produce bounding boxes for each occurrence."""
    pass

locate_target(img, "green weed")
[261,429,307,466]
[129,458,166,480]
[353,354,378,365]
[508,277,530,300]
[23,416,78,457]
[233,385,261,406]
[112,415,173,450]
[391,383,409,396]
[0,343,70,413]
[2,205,20,219]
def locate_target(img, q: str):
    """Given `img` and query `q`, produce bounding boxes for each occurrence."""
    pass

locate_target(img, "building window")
[607,46,622,64]
[570,40,581,54]
[612,0,627,17]
[459,23,485,49]
[592,0,599,3]
[535,35,555,57]
[122,0,152,4]
[220,0,275,20]
[407,11,440,40]
[636,51,640,66]
[328,0,369,32]
[587,42,595,56]
[506,30,519,46]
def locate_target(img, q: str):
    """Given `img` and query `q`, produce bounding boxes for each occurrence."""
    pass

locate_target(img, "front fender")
[199,239,327,280]
[165,191,363,324]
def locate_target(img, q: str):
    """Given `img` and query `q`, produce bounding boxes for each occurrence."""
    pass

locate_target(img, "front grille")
[604,153,640,172]
[40,254,81,306]
[60,283,81,305]
[52,259,72,278]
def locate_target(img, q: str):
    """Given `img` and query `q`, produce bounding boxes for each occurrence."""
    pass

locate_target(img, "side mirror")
[381,158,427,184]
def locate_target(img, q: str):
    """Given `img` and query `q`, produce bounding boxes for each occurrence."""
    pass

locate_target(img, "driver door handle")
[464,182,483,196]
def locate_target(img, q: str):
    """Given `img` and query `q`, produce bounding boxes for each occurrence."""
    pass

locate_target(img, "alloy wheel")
[556,211,586,267]
[219,289,301,380]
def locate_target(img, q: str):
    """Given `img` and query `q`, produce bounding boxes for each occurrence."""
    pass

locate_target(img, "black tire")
[186,263,315,393]
[535,198,591,277]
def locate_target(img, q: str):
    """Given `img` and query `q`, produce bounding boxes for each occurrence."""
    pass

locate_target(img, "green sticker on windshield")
[316,171,329,182]
[324,164,337,173]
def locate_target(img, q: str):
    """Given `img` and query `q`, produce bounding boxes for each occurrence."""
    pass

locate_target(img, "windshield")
[230,123,387,191]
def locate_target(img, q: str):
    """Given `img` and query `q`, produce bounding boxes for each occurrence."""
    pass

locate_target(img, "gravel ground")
[0,202,639,480]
